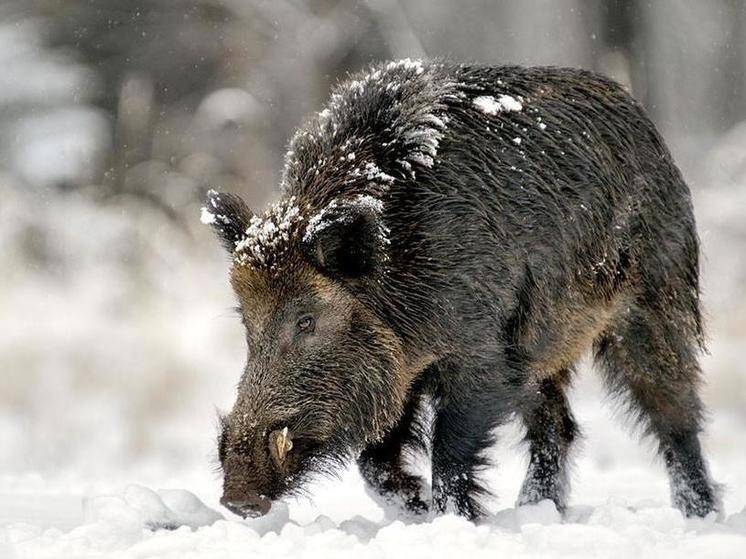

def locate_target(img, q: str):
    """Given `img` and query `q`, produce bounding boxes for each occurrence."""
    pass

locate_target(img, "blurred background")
[1,0,745,518]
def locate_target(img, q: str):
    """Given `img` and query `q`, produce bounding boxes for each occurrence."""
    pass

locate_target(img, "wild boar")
[203,59,719,520]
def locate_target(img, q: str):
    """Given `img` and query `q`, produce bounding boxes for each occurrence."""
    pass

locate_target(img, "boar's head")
[203,190,409,517]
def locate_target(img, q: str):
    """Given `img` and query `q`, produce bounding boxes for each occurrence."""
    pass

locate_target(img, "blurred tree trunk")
[720,0,746,132]
[582,0,647,101]
[643,0,732,161]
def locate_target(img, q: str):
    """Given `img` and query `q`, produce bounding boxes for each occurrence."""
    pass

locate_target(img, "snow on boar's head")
[203,190,407,517]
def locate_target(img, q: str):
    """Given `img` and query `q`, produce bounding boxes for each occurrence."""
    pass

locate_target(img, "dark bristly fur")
[204,60,719,520]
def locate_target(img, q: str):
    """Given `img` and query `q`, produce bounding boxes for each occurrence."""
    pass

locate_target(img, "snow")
[199,207,216,225]
[304,199,339,242]
[349,161,397,185]
[398,104,449,173]
[84,485,223,532]
[353,194,385,214]
[304,194,386,244]
[385,58,425,75]
[2,358,745,557]
[4,487,746,558]
[473,94,523,115]
[407,151,436,169]
[289,59,453,184]
[234,196,302,267]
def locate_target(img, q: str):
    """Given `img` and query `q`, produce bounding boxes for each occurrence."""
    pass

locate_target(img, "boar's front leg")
[430,358,514,520]
[357,395,430,518]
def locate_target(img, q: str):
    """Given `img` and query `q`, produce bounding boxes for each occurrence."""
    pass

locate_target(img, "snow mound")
[85,485,223,532]
[491,499,562,530]
[5,492,746,558]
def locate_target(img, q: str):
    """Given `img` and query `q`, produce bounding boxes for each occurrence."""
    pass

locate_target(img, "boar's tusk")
[276,427,293,462]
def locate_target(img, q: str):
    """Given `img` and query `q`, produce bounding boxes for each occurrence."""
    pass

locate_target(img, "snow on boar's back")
[203,60,719,520]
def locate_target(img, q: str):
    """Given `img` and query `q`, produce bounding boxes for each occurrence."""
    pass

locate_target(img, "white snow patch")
[200,191,235,226]
[234,197,302,267]
[354,194,385,214]
[404,126,441,157]
[206,188,219,206]
[304,199,339,243]
[385,58,425,75]
[408,152,435,169]
[349,161,396,185]
[473,94,523,115]
[303,194,387,245]
[199,207,216,225]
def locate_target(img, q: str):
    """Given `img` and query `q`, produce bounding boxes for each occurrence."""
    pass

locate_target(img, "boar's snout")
[219,421,307,518]
[220,492,271,518]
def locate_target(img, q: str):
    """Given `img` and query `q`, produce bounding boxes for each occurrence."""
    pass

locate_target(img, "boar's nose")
[220,492,272,518]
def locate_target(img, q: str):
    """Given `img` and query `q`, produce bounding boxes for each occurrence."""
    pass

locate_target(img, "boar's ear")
[303,197,387,279]
[201,190,253,253]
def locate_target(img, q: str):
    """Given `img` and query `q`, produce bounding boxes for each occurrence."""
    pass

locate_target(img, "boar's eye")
[296,315,316,334]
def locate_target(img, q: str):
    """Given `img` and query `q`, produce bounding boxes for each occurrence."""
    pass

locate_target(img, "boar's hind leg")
[357,395,430,518]
[594,304,720,518]
[516,369,578,512]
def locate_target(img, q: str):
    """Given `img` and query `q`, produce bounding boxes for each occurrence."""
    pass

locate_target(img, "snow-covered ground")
[2,375,746,558]
[1,158,745,557]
